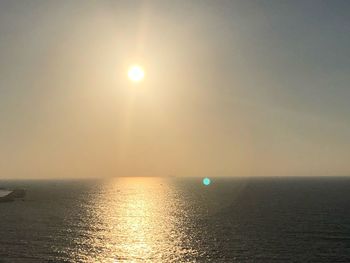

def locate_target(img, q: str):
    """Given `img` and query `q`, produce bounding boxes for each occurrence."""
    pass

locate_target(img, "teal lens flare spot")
[202,177,211,186]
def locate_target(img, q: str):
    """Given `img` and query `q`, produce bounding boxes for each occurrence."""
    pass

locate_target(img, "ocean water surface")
[1,177,350,262]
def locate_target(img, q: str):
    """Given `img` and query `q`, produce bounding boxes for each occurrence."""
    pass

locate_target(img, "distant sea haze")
[1,177,350,262]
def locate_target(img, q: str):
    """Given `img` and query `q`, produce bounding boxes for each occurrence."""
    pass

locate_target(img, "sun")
[128,65,145,82]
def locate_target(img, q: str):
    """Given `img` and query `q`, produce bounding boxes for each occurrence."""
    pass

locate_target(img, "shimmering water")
[1,177,350,262]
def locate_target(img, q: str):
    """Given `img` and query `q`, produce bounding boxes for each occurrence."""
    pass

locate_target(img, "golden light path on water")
[70,177,201,262]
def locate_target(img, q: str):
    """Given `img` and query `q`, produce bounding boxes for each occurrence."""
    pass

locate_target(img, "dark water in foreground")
[1,177,350,262]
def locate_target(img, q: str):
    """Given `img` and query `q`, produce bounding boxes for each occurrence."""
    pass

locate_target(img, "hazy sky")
[1,0,350,178]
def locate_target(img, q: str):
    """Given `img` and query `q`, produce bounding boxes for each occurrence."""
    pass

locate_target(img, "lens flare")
[202,177,211,186]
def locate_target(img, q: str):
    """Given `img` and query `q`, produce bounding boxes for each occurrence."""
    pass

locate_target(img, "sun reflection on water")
[72,177,199,262]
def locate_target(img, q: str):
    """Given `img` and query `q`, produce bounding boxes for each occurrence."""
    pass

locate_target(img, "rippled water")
[1,177,350,262]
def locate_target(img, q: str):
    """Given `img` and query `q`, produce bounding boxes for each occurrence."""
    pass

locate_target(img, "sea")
[1,177,350,262]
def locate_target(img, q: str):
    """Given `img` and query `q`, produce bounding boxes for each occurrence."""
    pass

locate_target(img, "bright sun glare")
[128,65,145,82]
